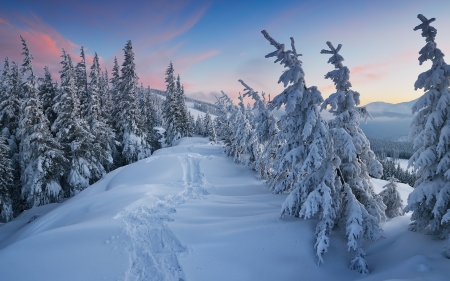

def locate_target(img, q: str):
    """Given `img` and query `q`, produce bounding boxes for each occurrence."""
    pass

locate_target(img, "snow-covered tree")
[320,40,385,273]
[261,30,342,266]
[162,62,183,145]
[0,60,21,140]
[0,135,13,221]
[86,53,115,172]
[0,60,21,214]
[225,93,255,164]
[18,36,67,207]
[214,91,235,143]
[203,112,213,137]
[195,115,204,135]
[239,79,279,179]
[114,41,151,164]
[140,86,161,152]
[405,15,450,255]
[38,66,58,130]
[188,112,195,137]
[380,176,403,218]
[76,46,89,119]
[52,50,106,196]
[176,77,190,138]
[99,68,112,123]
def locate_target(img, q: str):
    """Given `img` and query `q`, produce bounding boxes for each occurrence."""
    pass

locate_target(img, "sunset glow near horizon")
[2,0,450,106]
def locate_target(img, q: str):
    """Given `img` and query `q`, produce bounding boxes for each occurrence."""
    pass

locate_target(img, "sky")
[1,0,450,105]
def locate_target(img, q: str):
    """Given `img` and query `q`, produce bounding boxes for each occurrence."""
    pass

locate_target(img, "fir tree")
[320,41,385,273]
[162,62,181,145]
[114,41,151,164]
[0,135,13,221]
[38,66,58,130]
[76,46,89,119]
[380,176,404,218]
[405,15,450,257]
[52,50,106,196]
[195,115,204,135]
[239,79,279,179]
[262,31,342,266]
[87,53,115,172]
[0,60,21,214]
[18,36,67,207]
[99,68,112,123]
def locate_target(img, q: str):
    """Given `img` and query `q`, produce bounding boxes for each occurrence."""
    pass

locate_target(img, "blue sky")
[1,0,450,105]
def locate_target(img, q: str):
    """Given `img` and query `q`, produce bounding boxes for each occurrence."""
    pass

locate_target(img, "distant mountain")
[359,98,418,141]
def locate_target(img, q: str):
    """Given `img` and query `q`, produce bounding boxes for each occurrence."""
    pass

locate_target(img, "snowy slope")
[0,137,449,281]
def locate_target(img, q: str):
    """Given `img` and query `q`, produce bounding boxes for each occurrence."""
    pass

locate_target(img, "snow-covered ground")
[185,102,215,119]
[0,137,448,281]
[388,157,414,173]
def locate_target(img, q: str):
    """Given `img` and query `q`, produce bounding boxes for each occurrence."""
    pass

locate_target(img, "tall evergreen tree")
[38,66,58,130]
[52,50,106,196]
[405,15,450,257]
[162,62,181,145]
[0,135,13,221]
[261,31,342,266]
[176,76,190,138]
[87,53,115,172]
[114,41,151,164]
[239,79,279,179]
[320,41,385,273]
[99,68,112,123]
[76,46,89,119]
[18,36,67,207]
[0,60,21,214]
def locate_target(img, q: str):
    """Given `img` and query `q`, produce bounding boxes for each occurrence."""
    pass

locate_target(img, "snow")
[0,137,449,280]
[185,102,215,119]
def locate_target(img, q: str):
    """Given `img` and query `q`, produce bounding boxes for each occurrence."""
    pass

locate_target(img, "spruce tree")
[239,79,279,179]
[87,53,115,172]
[405,15,450,256]
[52,50,106,196]
[114,41,151,164]
[261,30,342,266]
[0,135,13,221]
[195,115,204,135]
[76,46,89,119]
[0,60,22,214]
[38,67,58,130]
[380,176,404,218]
[18,36,67,207]
[162,62,181,145]
[320,41,385,273]
[99,68,112,123]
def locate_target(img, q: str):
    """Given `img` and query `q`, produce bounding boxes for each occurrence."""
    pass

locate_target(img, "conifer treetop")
[20,36,34,78]
[414,14,437,42]
[320,41,344,68]
[320,41,352,93]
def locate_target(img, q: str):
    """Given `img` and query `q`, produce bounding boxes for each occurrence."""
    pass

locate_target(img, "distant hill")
[359,99,418,141]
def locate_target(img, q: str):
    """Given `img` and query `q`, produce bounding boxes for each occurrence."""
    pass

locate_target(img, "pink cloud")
[0,13,80,79]
[183,82,197,89]
[0,17,12,26]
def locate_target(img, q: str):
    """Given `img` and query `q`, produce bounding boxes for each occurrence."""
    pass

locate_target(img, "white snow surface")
[0,137,449,281]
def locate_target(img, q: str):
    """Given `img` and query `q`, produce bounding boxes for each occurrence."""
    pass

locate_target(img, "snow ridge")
[117,153,210,281]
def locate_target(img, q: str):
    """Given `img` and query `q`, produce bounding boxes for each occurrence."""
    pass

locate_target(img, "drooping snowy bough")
[405,14,450,257]
[261,30,342,267]
[320,41,385,273]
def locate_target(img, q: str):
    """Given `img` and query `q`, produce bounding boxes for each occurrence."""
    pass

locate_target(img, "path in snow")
[117,149,212,281]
